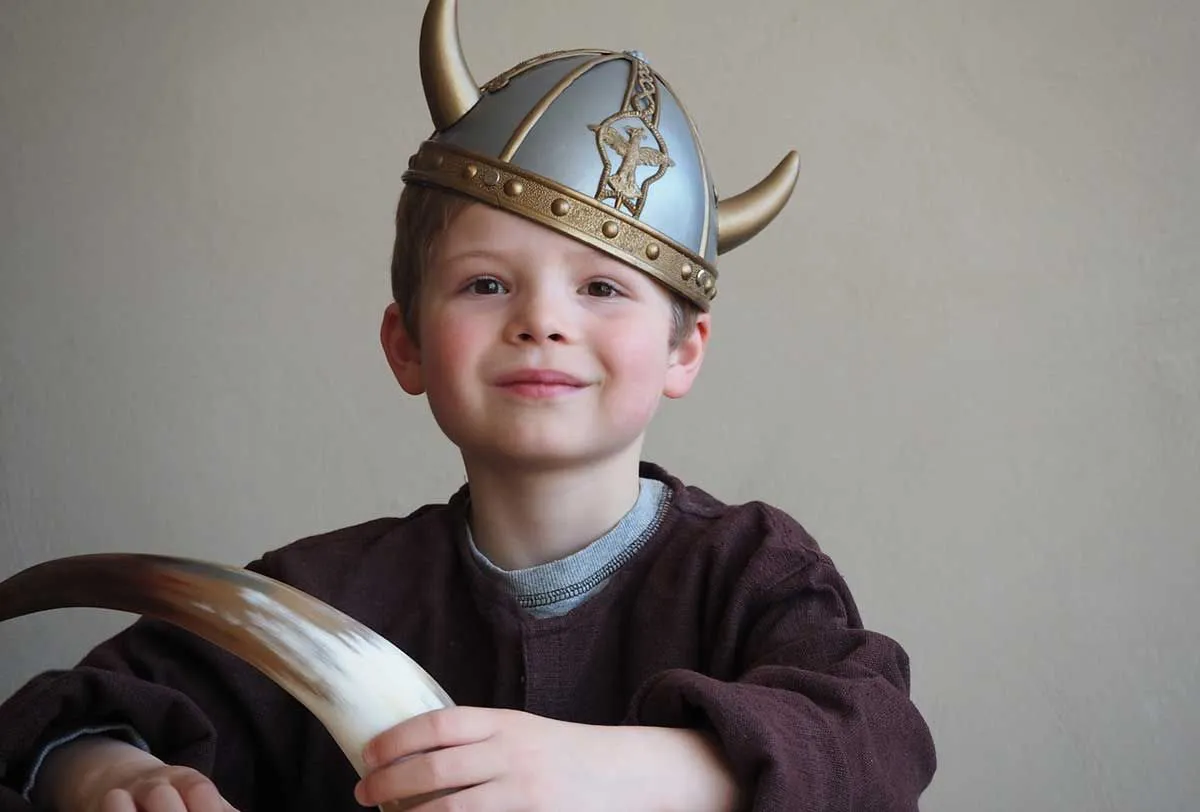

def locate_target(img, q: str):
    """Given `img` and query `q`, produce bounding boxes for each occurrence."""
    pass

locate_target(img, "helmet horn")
[420,0,482,131]
[716,151,801,254]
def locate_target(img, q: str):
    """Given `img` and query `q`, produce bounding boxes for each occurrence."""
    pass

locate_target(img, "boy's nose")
[505,291,572,345]
[516,329,565,343]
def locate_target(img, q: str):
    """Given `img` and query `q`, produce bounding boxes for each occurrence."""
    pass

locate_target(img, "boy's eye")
[468,277,506,295]
[584,280,620,298]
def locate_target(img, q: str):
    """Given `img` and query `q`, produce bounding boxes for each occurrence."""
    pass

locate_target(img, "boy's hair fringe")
[389,185,700,347]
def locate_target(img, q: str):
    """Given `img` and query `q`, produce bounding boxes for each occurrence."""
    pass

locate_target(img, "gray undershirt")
[465,477,670,618]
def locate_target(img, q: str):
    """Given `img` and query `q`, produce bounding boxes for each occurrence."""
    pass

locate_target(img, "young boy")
[0,2,936,809]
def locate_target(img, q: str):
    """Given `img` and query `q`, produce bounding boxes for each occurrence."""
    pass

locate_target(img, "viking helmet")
[402,0,800,310]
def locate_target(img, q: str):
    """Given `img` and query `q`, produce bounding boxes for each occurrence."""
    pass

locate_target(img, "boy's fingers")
[365,708,499,769]
[136,782,188,812]
[356,740,501,806]
[91,766,229,812]
[176,775,229,812]
[99,788,137,812]
[414,780,505,812]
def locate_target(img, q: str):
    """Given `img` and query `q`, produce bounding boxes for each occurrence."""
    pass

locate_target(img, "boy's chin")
[457,436,645,474]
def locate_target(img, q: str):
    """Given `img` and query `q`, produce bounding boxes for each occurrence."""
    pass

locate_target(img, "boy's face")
[381,203,709,471]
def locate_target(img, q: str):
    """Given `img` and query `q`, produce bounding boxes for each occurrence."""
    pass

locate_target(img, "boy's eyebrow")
[436,248,512,267]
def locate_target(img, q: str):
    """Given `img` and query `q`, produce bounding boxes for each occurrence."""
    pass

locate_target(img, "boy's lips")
[495,368,586,386]
[493,368,589,397]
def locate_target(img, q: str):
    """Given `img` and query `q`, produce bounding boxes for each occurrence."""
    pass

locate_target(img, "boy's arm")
[626,519,937,811]
[32,736,154,809]
[19,723,148,801]
[605,725,740,811]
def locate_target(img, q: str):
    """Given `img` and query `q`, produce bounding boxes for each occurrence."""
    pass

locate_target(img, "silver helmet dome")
[402,0,800,309]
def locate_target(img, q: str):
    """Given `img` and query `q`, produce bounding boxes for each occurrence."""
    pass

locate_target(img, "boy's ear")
[380,302,425,395]
[663,312,711,399]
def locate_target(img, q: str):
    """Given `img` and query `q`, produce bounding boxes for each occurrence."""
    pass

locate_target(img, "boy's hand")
[35,737,237,812]
[80,763,236,812]
[356,707,739,811]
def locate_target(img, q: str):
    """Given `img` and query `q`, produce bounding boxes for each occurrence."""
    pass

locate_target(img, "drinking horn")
[0,553,454,811]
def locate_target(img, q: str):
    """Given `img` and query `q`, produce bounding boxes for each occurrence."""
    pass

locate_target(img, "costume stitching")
[515,490,673,608]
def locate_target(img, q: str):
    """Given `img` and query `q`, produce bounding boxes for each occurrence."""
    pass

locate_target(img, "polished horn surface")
[716,151,801,254]
[419,0,481,131]
[0,554,453,810]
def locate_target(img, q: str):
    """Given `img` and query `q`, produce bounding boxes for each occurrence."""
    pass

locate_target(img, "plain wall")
[2,2,1197,809]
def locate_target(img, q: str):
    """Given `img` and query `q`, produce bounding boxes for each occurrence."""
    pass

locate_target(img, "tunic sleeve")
[0,556,304,809]
[625,509,936,811]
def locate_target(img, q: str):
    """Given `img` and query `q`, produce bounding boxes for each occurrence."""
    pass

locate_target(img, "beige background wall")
[2,1,1197,809]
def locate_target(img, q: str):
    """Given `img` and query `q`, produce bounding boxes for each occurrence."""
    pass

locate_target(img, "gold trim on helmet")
[404,142,720,309]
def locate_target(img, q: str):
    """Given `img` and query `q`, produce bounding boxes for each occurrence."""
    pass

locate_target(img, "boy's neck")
[462,449,644,570]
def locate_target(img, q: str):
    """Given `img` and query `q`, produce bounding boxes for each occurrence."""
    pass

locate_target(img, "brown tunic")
[0,464,936,810]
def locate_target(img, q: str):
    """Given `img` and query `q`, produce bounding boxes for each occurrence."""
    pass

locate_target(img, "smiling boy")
[381,197,706,572]
[0,2,935,810]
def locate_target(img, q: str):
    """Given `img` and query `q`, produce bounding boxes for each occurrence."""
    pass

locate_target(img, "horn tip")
[418,0,480,132]
[714,149,802,255]
[781,150,801,184]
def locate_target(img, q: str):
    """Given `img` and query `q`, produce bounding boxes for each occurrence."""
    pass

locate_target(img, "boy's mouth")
[494,368,589,397]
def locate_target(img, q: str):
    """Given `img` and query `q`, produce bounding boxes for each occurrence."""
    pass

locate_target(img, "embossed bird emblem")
[589,123,674,200]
